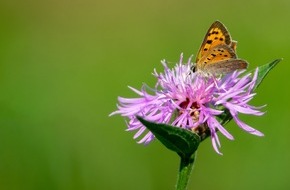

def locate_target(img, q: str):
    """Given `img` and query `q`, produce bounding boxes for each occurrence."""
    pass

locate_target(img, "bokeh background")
[0,0,289,189]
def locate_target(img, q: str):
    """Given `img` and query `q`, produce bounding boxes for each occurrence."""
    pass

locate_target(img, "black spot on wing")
[206,40,213,44]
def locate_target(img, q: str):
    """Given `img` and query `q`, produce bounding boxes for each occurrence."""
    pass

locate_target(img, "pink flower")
[110,54,264,154]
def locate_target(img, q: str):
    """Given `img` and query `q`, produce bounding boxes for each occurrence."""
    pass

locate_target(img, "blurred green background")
[0,0,289,189]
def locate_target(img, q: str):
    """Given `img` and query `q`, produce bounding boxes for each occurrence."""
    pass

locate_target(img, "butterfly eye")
[191,65,196,73]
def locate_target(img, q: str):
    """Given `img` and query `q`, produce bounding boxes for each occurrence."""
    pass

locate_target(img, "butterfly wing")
[195,21,232,63]
[196,44,248,74]
[202,59,248,74]
[230,40,237,52]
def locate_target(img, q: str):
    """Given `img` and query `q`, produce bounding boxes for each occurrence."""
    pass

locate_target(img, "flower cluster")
[110,54,264,154]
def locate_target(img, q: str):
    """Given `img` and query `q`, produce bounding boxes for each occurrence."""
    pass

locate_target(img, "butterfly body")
[194,21,248,75]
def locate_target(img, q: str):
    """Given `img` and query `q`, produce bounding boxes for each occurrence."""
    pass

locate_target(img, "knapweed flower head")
[110,54,264,154]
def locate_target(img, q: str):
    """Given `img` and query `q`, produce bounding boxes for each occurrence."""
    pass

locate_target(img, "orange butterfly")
[193,21,248,75]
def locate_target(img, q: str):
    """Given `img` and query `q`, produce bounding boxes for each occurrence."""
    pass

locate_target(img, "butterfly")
[193,21,248,75]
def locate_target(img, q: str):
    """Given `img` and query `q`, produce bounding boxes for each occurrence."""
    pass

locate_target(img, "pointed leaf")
[137,116,200,158]
[252,58,281,91]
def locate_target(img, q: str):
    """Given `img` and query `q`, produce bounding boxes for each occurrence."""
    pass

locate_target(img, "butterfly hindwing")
[203,59,248,74]
[230,40,237,52]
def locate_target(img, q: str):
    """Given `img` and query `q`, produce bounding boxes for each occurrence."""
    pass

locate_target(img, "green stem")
[176,153,196,190]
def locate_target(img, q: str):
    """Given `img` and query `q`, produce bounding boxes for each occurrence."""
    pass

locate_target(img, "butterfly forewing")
[196,21,232,63]
[197,45,236,71]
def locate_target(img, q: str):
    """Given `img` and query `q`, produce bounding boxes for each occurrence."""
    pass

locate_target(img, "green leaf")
[137,116,200,158]
[251,58,282,91]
